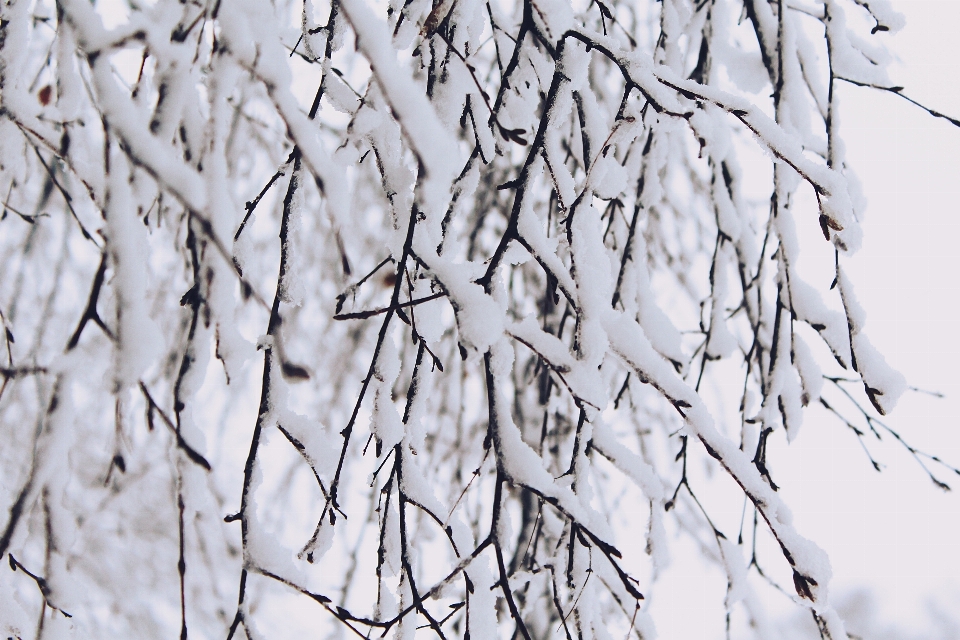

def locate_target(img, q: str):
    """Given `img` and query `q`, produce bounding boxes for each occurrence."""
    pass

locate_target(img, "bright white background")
[652,1,960,637]
[791,0,960,632]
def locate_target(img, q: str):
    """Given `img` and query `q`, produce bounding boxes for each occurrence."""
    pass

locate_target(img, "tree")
[1,0,957,637]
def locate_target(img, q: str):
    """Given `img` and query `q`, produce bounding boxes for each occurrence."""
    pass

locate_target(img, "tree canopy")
[1,0,957,637]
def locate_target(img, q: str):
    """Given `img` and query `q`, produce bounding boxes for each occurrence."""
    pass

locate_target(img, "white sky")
[797,0,960,628]
[698,1,958,636]
[643,2,960,637]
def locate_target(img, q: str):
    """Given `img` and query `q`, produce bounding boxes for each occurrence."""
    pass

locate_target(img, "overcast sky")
[801,0,960,627]
[643,1,960,637]
[765,0,960,635]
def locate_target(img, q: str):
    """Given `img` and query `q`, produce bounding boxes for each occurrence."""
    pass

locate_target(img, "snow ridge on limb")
[603,309,847,638]
[58,0,206,214]
[217,0,350,225]
[339,0,463,238]
[486,338,612,540]
[837,267,906,415]
[563,26,863,254]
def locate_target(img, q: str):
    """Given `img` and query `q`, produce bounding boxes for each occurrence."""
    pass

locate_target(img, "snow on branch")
[1,0,955,637]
